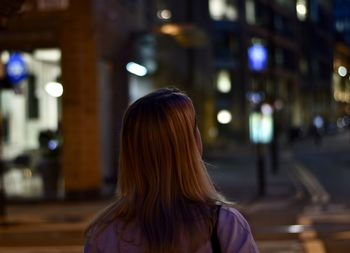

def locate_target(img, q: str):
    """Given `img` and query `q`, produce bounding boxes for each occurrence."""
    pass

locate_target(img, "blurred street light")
[261,103,273,115]
[156,24,208,48]
[248,44,268,72]
[296,0,307,21]
[217,110,232,124]
[338,66,347,77]
[126,62,147,77]
[157,9,172,20]
[216,70,231,93]
[45,82,63,97]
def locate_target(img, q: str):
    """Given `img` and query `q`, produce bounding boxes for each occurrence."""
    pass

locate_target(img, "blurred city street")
[1,131,350,253]
[1,0,350,253]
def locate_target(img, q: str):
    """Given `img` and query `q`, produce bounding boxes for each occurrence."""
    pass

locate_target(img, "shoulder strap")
[210,205,221,253]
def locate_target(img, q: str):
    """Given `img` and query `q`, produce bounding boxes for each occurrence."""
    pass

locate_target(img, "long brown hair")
[86,88,224,252]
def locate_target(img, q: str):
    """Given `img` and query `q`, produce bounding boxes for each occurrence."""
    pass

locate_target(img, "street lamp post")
[0,161,5,218]
[270,110,279,174]
[256,142,266,196]
[249,103,274,197]
[0,111,5,219]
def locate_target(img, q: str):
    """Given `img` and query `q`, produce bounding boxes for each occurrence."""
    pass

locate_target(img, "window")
[245,0,256,24]
[209,0,238,21]
[296,0,308,21]
[216,70,231,93]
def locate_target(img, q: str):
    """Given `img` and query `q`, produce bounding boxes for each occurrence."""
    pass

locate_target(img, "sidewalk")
[0,201,108,252]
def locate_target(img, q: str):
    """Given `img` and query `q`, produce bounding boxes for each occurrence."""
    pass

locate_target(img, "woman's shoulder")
[85,219,144,253]
[84,221,119,253]
[218,204,251,232]
[216,204,259,252]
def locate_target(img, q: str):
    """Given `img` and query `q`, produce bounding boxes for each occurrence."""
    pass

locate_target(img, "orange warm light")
[159,24,181,36]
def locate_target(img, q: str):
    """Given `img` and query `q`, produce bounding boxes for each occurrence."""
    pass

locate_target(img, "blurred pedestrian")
[84,88,259,253]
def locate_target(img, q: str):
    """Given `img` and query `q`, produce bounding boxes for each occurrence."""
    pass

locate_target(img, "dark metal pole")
[0,160,5,218]
[271,113,279,174]
[0,111,5,218]
[256,143,266,196]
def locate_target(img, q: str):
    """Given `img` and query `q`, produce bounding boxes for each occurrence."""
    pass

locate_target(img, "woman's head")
[117,87,217,206]
[86,88,222,253]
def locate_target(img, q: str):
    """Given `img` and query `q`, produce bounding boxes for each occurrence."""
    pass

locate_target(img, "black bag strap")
[210,205,221,253]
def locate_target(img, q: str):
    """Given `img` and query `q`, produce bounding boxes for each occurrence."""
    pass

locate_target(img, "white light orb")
[217,110,232,124]
[45,82,63,97]
[338,66,347,77]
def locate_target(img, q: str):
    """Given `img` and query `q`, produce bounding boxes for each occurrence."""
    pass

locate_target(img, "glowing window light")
[1,51,10,63]
[209,0,238,21]
[225,5,238,21]
[126,62,147,77]
[159,24,181,36]
[217,110,232,124]
[296,0,307,21]
[296,4,307,15]
[217,70,231,93]
[45,82,63,97]
[245,0,256,24]
[338,66,347,77]
[209,0,225,20]
[33,49,61,62]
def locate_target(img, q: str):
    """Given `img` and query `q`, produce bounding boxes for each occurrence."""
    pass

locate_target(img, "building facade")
[209,0,334,144]
[0,0,336,200]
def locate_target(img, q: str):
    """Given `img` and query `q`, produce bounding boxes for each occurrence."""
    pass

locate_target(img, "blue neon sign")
[248,44,268,72]
[6,53,27,85]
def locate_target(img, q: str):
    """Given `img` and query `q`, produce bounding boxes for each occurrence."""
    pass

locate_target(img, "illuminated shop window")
[209,0,238,21]
[0,49,62,159]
